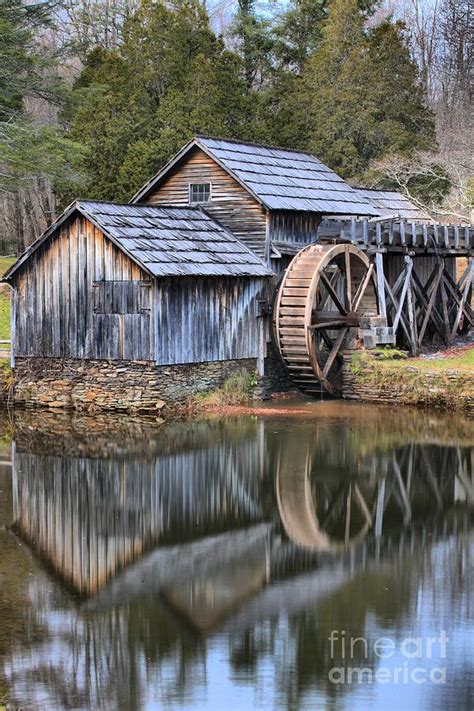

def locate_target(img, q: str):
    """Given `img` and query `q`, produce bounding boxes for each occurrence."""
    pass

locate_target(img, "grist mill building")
[3,136,472,409]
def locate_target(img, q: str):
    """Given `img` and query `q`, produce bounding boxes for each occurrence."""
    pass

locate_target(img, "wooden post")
[439,259,451,344]
[257,312,266,377]
[405,256,418,355]
[407,279,417,355]
[375,251,387,321]
[264,213,271,267]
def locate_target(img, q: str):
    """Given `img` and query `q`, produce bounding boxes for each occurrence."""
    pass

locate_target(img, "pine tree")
[279,0,435,179]
[231,0,274,89]
[65,0,251,202]
[273,0,378,73]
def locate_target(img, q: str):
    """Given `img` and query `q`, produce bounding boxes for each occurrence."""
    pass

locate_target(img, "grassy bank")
[189,369,258,411]
[0,258,15,342]
[347,347,474,414]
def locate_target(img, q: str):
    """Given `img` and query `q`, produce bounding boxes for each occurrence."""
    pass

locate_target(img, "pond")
[0,401,472,711]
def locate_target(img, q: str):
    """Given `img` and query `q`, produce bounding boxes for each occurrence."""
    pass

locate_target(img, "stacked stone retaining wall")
[12,357,258,412]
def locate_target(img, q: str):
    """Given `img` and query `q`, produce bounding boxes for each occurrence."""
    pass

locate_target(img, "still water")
[0,401,472,711]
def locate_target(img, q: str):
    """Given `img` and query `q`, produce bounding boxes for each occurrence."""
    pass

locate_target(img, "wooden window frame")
[189,182,212,204]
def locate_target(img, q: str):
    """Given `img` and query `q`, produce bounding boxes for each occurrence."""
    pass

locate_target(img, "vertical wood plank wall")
[13,216,154,360]
[13,214,267,365]
[386,254,456,287]
[154,276,266,365]
[270,212,321,246]
[269,212,321,273]
[143,146,268,258]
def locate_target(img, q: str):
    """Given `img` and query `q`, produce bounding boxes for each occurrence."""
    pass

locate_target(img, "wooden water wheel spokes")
[275,243,377,396]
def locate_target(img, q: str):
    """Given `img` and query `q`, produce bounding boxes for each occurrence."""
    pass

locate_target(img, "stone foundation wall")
[13,357,257,412]
[255,340,297,399]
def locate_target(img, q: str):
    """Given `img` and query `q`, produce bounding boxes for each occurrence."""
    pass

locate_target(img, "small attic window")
[189,183,211,203]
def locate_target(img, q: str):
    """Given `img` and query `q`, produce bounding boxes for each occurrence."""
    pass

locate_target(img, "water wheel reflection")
[275,441,376,551]
[275,440,474,552]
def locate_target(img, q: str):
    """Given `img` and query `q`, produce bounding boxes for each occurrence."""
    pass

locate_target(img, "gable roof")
[353,188,430,220]
[131,136,380,216]
[3,201,271,283]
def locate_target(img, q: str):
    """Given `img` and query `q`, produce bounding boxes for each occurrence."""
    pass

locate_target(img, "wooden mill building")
[3,136,472,406]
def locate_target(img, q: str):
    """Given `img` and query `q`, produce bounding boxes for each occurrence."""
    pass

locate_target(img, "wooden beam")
[392,258,413,334]
[413,263,445,345]
[443,268,473,323]
[375,252,387,320]
[352,264,374,312]
[384,276,412,342]
[320,272,347,315]
[450,258,474,340]
[405,257,418,355]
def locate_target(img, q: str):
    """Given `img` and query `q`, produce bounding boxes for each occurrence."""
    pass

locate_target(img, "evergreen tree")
[231,0,274,89]
[65,0,252,202]
[279,0,435,179]
[273,0,377,73]
[0,1,85,198]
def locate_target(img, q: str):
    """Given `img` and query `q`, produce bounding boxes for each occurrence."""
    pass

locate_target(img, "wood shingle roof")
[132,136,381,216]
[3,201,272,282]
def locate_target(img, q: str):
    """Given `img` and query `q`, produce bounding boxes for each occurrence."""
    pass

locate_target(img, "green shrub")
[197,369,257,407]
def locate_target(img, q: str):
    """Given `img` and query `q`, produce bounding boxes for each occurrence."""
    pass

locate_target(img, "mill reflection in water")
[2,403,473,711]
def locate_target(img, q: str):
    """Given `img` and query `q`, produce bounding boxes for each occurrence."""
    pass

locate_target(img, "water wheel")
[274,243,378,396]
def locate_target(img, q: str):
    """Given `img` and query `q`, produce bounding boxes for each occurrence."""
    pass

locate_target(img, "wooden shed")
[3,200,271,366]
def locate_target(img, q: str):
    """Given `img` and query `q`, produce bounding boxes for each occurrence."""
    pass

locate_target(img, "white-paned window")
[189,183,211,203]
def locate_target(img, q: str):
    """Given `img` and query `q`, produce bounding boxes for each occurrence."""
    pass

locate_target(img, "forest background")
[0,0,472,254]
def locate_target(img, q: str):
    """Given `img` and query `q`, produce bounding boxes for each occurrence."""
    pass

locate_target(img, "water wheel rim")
[275,243,376,397]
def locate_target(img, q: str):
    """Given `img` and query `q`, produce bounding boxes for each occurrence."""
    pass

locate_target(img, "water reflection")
[1,404,473,710]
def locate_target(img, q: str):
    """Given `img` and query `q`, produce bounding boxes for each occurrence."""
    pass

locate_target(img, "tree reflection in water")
[0,404,472,711]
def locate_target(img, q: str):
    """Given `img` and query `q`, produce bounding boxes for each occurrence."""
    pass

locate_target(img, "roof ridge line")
[196,134,317,158]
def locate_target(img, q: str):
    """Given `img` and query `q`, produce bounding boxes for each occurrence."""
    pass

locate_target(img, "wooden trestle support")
[274,218,474,396]
[374,252,474,356]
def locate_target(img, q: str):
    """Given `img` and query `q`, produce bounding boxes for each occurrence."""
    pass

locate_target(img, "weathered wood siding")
[270,211,321,273]
[386,254,456,287]
[270,212,321,247]
[154,276,265,365]
[143,146,268,258]
[13,215,154,360]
